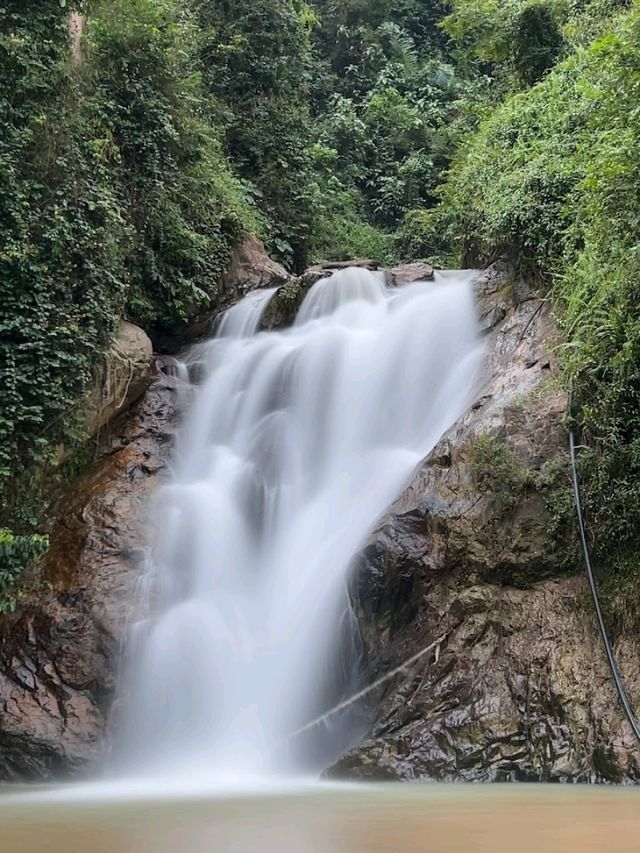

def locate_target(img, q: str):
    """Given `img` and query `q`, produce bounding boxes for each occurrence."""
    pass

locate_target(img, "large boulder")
[329,262,640,783]
[86,320,153,436]
[387,262,434,286]
[222,234,290,295]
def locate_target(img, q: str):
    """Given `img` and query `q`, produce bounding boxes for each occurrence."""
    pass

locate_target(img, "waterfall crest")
[117,268,484,779]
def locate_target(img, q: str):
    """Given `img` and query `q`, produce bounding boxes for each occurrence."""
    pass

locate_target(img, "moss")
[261,276,312,329]
[508,374,564,411]
[597,559,640,639]
[57,439,100,484]
[538,457,576,550]
[471,434,534,512]
[471,433,577,585]
[592,745,624,783]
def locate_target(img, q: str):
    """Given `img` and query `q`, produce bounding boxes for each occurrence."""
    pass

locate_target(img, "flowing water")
[116,267,484,779]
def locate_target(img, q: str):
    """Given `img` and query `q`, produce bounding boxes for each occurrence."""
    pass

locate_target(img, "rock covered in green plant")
[422,6,640,631]
[0,530,48,614]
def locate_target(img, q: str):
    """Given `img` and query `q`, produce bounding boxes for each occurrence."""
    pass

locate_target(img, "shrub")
[0,530,48,614]
[0,0,255,531]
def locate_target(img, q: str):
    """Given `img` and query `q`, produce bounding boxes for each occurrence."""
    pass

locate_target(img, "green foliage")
[4,0,640,631]
[472,433,575,578]
[432,54,589,265]
[0,0,255,531]
[513,3,565,85]
[472,433,534,512]
[88,0,256,329]
[0,1,127,504]
[307,142,397,263]
[394,207,452,264]
[193,0,317,269]
[307,1,467,255]
[435,7,640,628]
[0,530,48,614]
[442,0,565,90]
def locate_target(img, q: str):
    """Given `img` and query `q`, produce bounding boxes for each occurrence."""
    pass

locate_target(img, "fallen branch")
[288,632,448,740]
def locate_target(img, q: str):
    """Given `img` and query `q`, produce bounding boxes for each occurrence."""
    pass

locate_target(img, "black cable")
[569,430,640,742]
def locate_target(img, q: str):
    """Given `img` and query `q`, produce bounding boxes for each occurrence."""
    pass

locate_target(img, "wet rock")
[223,234,290,294]
[0,374,181,780]
[330,261,640,783]
[260,273,316,330]
[334,573,640,782]
[387,263,435,286]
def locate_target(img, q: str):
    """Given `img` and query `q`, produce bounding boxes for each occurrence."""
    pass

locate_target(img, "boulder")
[387,263,435,285]
[86,320,153,436]
[223,234,290,295]
[260,272,316,330]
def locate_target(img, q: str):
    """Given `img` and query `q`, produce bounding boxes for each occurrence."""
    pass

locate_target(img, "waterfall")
[116,268,483,780]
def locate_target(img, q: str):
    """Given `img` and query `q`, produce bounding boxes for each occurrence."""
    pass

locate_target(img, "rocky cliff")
[0,374,180,779]
[1,255,639,782]
[330,263,640,783]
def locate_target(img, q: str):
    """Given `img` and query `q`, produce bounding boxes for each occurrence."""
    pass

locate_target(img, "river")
[1,783,639,851]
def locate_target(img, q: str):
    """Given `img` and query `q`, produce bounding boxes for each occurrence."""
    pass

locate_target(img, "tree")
[193,0,317,270]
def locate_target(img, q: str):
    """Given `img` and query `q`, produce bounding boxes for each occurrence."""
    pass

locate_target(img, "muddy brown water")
[1,783,640,852]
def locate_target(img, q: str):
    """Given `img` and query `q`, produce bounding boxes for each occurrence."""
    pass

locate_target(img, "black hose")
[569,430,640,742]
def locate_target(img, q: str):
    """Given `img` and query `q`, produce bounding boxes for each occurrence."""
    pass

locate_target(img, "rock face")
[87,320,154,436]
[222,234,290,295]
[329,262,640,783]
[0,372,181,780]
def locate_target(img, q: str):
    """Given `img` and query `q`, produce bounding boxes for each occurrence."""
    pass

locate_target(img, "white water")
[116,268,483,780]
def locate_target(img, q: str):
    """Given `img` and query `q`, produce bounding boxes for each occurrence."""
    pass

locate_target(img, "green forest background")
[2,0,640,626]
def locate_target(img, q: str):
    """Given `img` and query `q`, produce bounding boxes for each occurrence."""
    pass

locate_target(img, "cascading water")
[116,268,483,780]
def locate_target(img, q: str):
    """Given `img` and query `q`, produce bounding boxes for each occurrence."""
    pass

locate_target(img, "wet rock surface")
[0,373,181,780]
[329,262,640,783]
